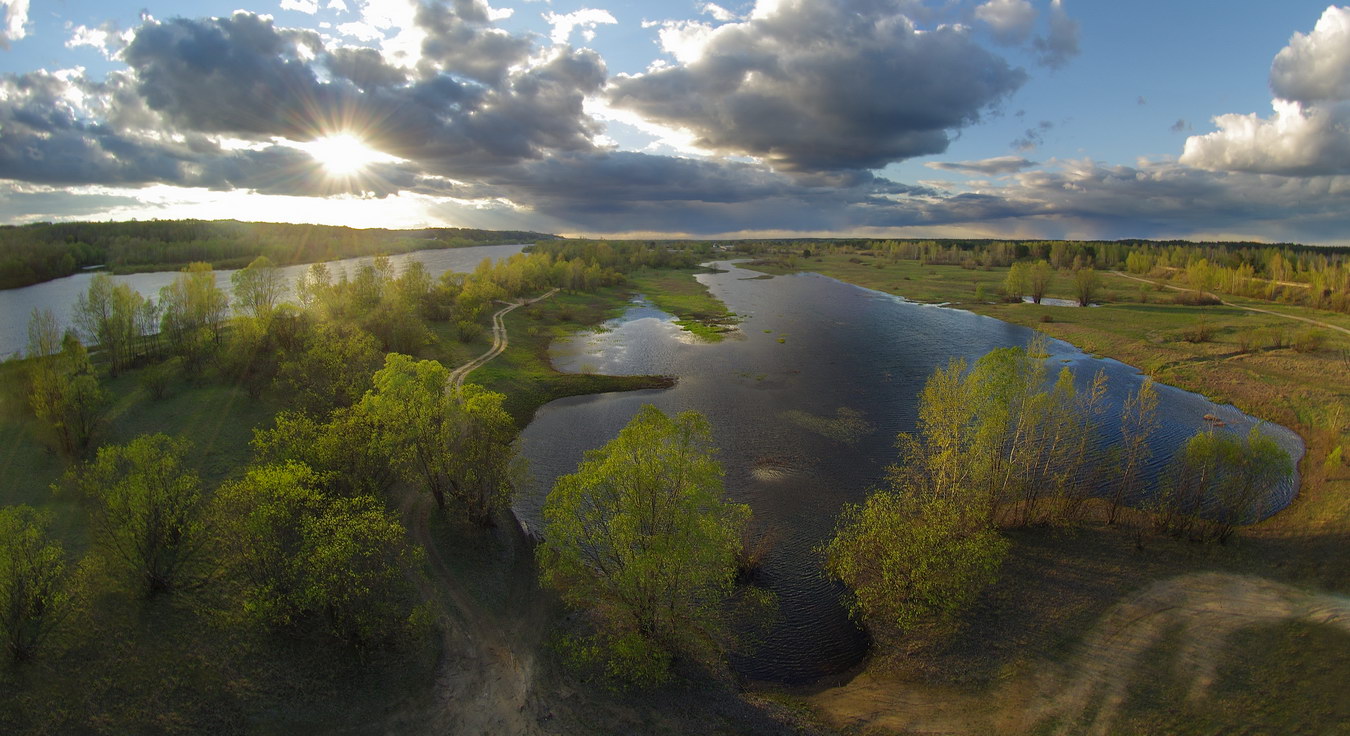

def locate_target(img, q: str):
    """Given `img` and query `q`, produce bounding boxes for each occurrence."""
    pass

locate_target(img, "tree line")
[0,219,557,289]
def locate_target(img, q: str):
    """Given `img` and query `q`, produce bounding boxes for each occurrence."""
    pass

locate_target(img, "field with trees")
[1,232,1346,734]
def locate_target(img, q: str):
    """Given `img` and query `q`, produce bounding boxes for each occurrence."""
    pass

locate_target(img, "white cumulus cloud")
[975,0,1035,44]
[1,0,30,48]
[1182,5,1350,176]
[544,8,616,45]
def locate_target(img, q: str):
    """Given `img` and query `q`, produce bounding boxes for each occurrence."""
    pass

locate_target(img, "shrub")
[1181,318,1214,343]
[1291,328,1327,354]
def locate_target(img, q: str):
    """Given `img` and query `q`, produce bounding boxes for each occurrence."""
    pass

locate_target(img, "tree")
[1073,268,1102,306]
[294,496,422,644]
[72,434,207,595]
[252,407,397,497]
[1003,262,1029,300]
[358,354,517,524]
[1156,427,1293,543]
[823,491,1006,637]
[1028,260,1053,304]
[214,462,328,627]
[29,333,104,455]
[537,406,750,684]
[0,506,71,661]
[277,321,381,414]
[160,262,229,353]
[231,255,286,320]
[25,307,61,360]
[1108,378,1158,524]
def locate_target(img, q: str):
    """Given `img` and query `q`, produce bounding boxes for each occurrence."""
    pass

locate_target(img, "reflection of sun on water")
[297,133,398,177]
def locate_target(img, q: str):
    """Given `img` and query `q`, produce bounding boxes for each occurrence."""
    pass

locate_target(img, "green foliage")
[28,333,105,456]
[69,434,207,595]
[293,496,422,645]
[214,462,328,628]
[0,506,71,661]
[1003,262,1029,300]
[230,255,285,319]
[1154,427,1294,543]
[1028,260,1053,304]
[823,492,1007,636]
[357,354,517,524]
[252,407,396,497]
[1291,327,1327,354]
[1073,267,1102,306]
[1109,378,1160,524]
[278,321,381,414]
[538,406,750,685]
[159,262,230,355]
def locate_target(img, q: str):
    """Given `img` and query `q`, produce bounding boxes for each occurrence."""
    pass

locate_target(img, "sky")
[1,0,1349,243]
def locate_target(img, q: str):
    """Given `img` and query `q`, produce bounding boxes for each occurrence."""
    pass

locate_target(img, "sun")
[299,133,396,177]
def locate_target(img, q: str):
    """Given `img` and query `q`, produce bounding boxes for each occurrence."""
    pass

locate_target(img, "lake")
[515,260,1305,684]
[0,243,529,358]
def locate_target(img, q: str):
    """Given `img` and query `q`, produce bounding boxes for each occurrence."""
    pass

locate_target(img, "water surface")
[0,243,528,357]
[516,260,1303,684]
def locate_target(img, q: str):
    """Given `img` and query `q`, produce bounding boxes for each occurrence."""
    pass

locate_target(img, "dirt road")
[1110,271,1350,337]
[449,288,560,388]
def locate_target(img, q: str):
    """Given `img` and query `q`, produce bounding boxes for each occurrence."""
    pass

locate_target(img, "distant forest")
[0,220,558,289]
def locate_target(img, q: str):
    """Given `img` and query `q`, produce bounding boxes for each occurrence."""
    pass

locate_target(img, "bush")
[1180,318,1214,343]
[1292,328,1328,354]
[139,356,182,400]
[1172,291,1222,306]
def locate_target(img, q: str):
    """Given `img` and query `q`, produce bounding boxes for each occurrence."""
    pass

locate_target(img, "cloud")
[1182,6,1350,176]
[610,0,1026,173]
[699,3,740,22]
[543,8,617,45]
[1012,120,1053,151]
[1,0,29,48]
[975,0,1035,44]
[280,0,321,14]
[1033,0,1080,69]
[926,156,1036,175]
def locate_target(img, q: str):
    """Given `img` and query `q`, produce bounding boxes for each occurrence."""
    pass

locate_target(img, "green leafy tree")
[295,496,422,644]
[230,255,286,320]
[1108,378,1159,524]
[1156,427,1293,543]
[1073,267,1102,306]
[278,321,382,414]
[358,354,517,523]
[252,407,397,497]
[160,262,229,353]
[29,333,104,455]
[72,434,207,595]
[823,492,1006,637]
[1003,262,1029,300]
[0,506,72,661]
[538,406,750,684]
[1028,260,1053,304]
[215,462,328,627]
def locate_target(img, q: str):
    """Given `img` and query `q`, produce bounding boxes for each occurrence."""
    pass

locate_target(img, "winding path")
[449,288,559,388]
[1110,271,1350,337]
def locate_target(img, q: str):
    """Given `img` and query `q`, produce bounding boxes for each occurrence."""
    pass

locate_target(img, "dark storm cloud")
[609,0,1027,173]
[415,0,531,87]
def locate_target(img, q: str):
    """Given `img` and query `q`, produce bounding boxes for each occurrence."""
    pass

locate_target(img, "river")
[0,243,529,358]
[515,260,1305,685]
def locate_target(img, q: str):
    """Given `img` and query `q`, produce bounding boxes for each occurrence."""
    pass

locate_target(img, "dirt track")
[1110,271,1350,337]
[449,289,559,388]
[809,571,1350,735]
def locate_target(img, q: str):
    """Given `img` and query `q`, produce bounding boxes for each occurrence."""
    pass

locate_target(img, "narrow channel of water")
[516,260,1304,685]
[0,243,528,358]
